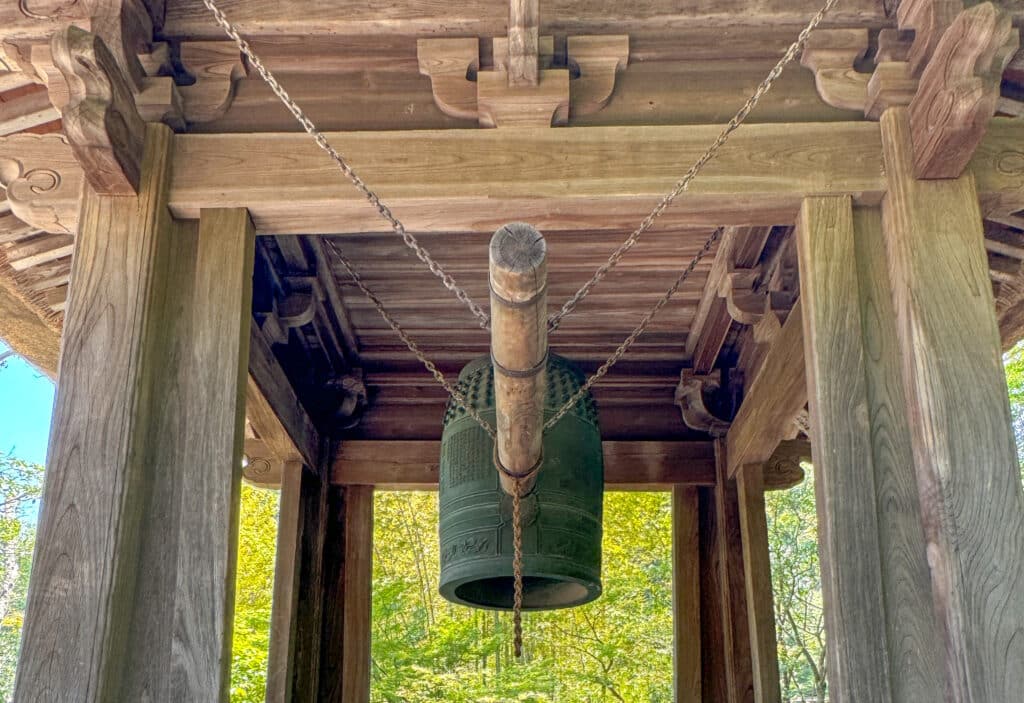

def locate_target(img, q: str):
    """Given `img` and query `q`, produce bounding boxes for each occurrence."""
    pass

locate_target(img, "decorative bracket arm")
[674,369,732,437]
[49,25,144,195]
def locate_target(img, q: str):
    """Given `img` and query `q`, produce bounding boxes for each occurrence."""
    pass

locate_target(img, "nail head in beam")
[490,222,547,495]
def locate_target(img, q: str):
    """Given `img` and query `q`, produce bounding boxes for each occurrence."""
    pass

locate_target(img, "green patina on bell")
[438,354,604,611]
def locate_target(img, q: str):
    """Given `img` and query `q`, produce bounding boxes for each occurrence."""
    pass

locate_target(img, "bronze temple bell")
[438,224,605,611]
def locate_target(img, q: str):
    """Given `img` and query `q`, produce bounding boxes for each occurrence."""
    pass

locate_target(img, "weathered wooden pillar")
[712,440,755,703]
[672,485,701,703]
[880,107,1024,702]
[697,487,729,703]
[318,484,375,703]
[14,122,255,702]
[734,465,780,703]
[267,460,317,703]
[797,194,944,703]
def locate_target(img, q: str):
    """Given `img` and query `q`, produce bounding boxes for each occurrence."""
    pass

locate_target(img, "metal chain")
[512,479,525,658]
[546,0,841,331]
[545,228,723,430]
[323,239,497,437]
[200,0,491,330]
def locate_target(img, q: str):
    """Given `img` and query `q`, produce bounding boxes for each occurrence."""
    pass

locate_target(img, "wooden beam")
[0,86,58,136]
[291,458,330,703]
[9,120,1024,237]
[880,106,1024,702]
[167,122,887,234]
[685,226,772,373]
[672,485,701,703]
[333,440,717,489]
[159,0,889,40]
[247,320,320,469]
[735,464,781,703]
[725,300,806,478]
[15,127,253,702]
[697,487,728,703]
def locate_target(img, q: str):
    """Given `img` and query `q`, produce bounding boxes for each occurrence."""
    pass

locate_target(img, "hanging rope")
[201,0,841,662]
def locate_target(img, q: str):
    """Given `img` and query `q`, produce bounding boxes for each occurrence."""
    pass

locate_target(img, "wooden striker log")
[490,222,547,496]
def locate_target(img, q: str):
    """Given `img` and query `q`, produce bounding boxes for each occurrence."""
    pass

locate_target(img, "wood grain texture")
[332,440,718,489]
[507,0,539,87]
[291,461,329,703]
[725,300,806,478]
[15,128,254,703]
[160,0,888,40]
[713,440,755,703]
[490,223,547,494]
[673,485,702,703]
[698,486,728,703]
[318,485,374,703]
[247,321,321,469]
[15,123,176,703]
[266,461,304,703]
[851,206,944,703]
[881,107,1024,703]
[167,123,885,234]
[797,195,892,703]
[735,465,781,703]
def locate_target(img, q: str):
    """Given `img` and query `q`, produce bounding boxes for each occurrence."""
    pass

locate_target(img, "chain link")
[203,0,838,662]
[200,0,491,330]
[546,0,841,331]
[323,239,497,437]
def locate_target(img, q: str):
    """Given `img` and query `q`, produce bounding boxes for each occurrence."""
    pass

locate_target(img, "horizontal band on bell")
[493,444,544,482]
[491,350,549,379]
[488,278,548,309]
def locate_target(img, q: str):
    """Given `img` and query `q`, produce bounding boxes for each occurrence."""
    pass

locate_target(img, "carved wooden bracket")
[909,2,1018,179]
[720,266,764,325]
[898,0,962,76]
[0,132,83,233]
[674,369,731,437]
[762,439,810,491]
[418,35,628,127]
[801,28,871,113]
[49,24,144,194]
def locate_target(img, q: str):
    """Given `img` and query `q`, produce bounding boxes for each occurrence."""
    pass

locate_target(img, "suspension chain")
[200,0,491,330]
[203,0,839,663]
[324,239,497,437]
[546,0,841,331]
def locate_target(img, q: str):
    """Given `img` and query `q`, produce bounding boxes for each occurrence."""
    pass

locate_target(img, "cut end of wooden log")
[489,222,547,303]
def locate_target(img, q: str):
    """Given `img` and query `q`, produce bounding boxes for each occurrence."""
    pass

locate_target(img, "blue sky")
[0,340,55,467]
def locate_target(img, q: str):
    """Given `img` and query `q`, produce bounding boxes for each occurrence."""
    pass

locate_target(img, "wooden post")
[319,485,374,703]
[735,465,781,703]
[14,125,255,702]
[266,461,304,703]
[880,106,1024,702]
[797,194,943,703]
[672,486,701,703]
[697,487,728,703]
[713,440,755,703]
[507,0,539,87]
[489,222,547,496]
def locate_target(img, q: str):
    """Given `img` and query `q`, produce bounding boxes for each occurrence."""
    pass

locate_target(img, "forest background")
[2,345,1024,703]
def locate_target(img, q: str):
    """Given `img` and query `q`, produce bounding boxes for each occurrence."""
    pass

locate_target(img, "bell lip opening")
[439,569,602,612]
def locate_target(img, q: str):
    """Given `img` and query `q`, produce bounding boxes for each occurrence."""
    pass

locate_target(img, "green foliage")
[371,491,672,703]
[230,484,280,703]
[767,466,826,702]
[0,454,43,703]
